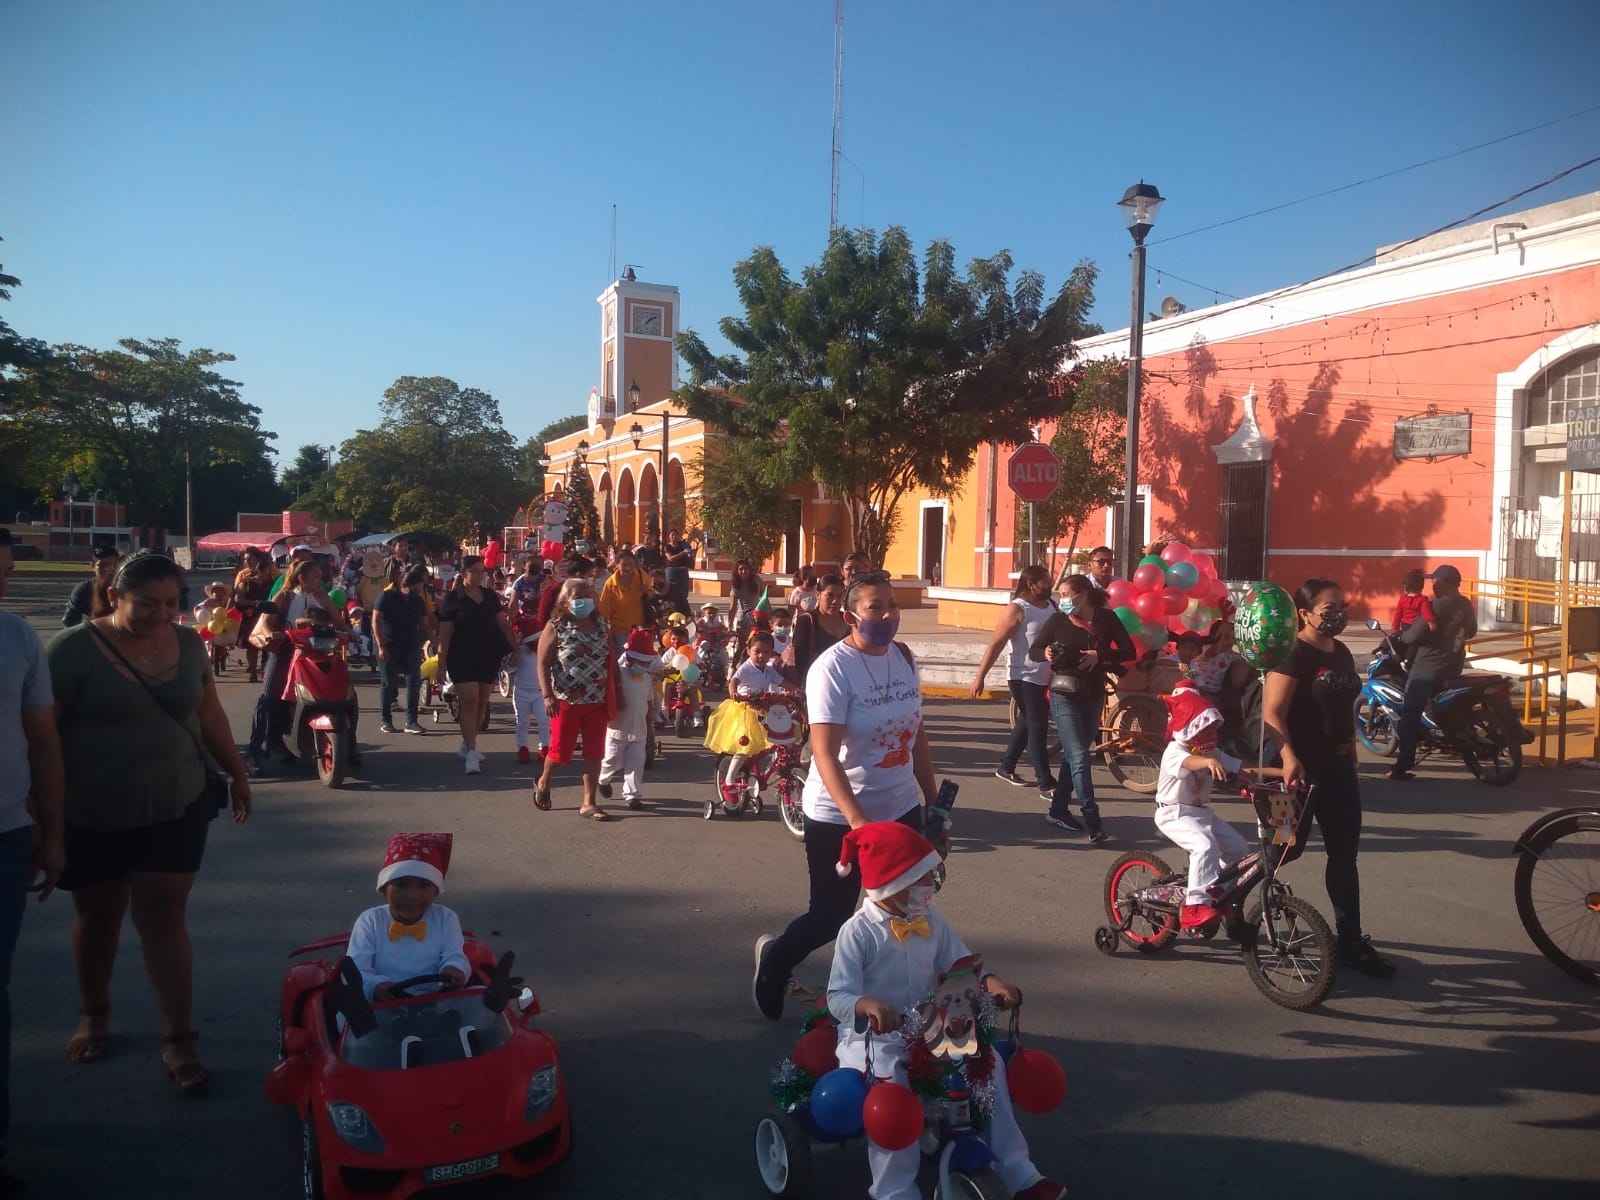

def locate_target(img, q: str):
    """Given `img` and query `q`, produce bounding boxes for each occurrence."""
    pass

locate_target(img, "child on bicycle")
[346,832,470,1002]
[1156,679,1248,931]
[828,821,1066,1200]
[704,630,788,805]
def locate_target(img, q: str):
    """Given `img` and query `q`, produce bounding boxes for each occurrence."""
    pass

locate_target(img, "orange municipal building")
[543,193,1600,626]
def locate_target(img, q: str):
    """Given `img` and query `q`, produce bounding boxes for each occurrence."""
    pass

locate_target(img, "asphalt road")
[6,572,1599,1199]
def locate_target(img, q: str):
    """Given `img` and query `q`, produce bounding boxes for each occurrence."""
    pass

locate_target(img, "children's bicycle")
[707,692,808,832]
[1092,779,1339,1010]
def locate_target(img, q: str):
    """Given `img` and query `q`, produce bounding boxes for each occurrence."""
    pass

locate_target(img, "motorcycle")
[285,624,360,788]
[1352,618,1530,786]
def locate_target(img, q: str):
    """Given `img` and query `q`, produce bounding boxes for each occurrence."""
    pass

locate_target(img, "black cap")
[1426,565,1462,586]
[91,544,120,560]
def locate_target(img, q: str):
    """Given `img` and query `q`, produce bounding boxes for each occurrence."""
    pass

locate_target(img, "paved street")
[6,573,1598,1199]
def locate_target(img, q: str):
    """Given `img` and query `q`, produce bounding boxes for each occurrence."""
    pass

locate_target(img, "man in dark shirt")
[61,545,120,627]
[374,565,431,734]
[636,529,667,575]
[664,529,693,612]
[1389,564,1478,780]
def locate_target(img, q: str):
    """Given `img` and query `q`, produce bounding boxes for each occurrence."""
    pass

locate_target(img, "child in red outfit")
[1391,570,1435,636]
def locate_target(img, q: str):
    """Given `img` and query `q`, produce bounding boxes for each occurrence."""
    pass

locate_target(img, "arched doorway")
[617,468,637,545]
[597,471,614,549]
[665,458,688,538]
[638,461,659,541]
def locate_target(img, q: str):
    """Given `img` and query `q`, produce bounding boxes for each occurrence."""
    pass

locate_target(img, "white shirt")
[1006,598,1054,686]
[610,653,659,741]
[1155,740,1242,807]
[801,640,923,825]
[732,659,786,697]
[347,902,471,1000]
[828,901,971,1074]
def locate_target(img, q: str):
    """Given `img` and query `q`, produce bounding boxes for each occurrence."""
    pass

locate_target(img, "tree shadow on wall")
[1142,336,1448,599]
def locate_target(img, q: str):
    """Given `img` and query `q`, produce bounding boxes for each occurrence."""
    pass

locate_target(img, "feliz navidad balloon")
[1234,582,1297,671]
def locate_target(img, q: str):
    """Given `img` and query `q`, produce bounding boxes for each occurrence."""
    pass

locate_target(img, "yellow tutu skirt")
[704,699,769,756]
[420,654,441,684]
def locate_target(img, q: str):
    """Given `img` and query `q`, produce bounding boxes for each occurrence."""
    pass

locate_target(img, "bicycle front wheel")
[1514,812,1600,985]
[1240,891,1338,1010]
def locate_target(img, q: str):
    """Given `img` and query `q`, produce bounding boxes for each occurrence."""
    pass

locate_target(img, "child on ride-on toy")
[695,603,731,679]
[347,832,471,1001]
[828,822,1066,1200]
[704,630,789,805]
[1156,680,1248,931]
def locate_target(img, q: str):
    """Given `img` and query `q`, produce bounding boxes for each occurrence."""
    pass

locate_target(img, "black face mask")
[1315,610,1349,638]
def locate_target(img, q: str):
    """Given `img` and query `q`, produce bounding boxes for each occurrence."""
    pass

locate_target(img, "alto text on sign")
[1008,442,1061,503]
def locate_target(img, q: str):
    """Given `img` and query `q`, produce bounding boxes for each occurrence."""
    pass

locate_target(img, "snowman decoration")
[537,498,570,562]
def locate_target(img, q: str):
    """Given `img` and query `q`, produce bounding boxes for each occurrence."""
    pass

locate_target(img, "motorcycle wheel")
[1461,704,1522,786]
[316,729,347,788]
[1513,811,1600,985]
[1353,695,1398,757]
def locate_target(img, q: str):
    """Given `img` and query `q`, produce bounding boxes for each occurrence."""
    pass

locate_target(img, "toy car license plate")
[423,1153,499,1183]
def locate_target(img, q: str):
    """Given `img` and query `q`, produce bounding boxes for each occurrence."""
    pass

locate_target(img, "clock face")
[633,308,662,336]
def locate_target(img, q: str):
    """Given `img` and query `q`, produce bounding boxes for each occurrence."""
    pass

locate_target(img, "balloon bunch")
[667,651,701,685]
[1103,542,1231,655]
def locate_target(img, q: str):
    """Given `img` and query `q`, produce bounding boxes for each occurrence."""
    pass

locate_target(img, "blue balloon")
[679,663,701,684]
[1166,560,1199,591]
[809,1067,868,1137]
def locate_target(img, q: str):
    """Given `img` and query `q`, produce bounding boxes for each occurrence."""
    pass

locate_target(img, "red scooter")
[284,624,360,788]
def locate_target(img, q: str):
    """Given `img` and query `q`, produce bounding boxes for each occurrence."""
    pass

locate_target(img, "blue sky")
[5,0,1598,462]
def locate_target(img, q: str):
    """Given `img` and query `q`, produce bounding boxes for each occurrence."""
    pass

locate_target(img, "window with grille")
[1527,348,1600,427]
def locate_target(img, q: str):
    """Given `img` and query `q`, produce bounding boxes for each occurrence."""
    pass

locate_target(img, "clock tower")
[597,268,680,421]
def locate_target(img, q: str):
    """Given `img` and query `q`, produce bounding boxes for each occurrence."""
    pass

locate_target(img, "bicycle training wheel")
[1239,891,1338,1010]
[1514,811,1600,985]
[1104,693,1165,794]
[1104,850,1178,952]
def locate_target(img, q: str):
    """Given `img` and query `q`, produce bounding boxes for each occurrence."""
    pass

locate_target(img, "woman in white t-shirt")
[968,564,1056,793]
[749,573,935,1022]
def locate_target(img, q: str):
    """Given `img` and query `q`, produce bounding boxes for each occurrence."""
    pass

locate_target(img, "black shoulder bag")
[88,624,232,819]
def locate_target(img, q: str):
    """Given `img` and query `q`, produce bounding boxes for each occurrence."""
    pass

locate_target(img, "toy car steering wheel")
[388,973,454,998]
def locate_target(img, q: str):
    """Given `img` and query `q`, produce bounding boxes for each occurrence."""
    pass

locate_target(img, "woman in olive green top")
[48,551,251,1094]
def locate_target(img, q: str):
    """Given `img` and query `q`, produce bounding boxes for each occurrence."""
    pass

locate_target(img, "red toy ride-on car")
[266,931,570,1200]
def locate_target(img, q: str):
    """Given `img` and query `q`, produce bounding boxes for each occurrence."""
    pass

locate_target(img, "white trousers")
[1154,803,1249,904]
[511,663,548,750]
[599,732,646,798]
[860,1053,1043,1200]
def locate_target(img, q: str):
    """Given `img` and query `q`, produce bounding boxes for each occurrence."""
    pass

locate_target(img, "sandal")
[533,785,552,811]
[65,1005,111,1064]
[577,806,611,822]
[161,1031,210,1095]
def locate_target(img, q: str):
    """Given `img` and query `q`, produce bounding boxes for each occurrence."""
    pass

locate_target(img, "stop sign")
[1008,442,1061,503]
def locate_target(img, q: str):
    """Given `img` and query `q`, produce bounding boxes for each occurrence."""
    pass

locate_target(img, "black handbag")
[88,625,232,818]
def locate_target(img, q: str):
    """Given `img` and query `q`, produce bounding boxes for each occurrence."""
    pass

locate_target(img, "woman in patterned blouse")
[532,577,614,819]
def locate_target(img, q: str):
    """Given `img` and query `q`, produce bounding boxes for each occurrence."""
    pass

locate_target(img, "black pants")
[1001,680,1053,787]
[247,649,290,758]
[762,805,923,985]
[1307,757,1364,946]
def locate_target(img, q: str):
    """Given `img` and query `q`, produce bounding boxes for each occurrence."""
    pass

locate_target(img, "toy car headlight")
[328,1102,385,1153]
[309,634,340,653]
[524,1066,559,1122]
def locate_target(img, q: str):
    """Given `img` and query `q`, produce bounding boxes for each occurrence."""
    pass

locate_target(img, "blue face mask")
[852,614,900,647]
[569,598,596,618]
[1058,597,1078,616]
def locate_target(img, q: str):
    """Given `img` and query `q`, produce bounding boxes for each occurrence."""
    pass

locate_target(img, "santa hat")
[376,832,453,893]
[1165,679,1223,745]
[836,822,943,902]
[515,611,542,645]
[624,627,657,664]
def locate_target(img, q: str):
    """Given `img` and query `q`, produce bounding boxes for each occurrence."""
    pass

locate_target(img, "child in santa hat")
[598,628,665,809]
[826,822,1067,1200]
[347,833,471,1002]
[510,610,549,766]
[1156,679,1248,930]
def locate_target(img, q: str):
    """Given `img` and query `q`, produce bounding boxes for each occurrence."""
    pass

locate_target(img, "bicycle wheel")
[1240,891,1338,1010]
[1104,850,1179,951]
[776,766,805,841]
[1514,811,1600,985]
[1104,693,1165,794]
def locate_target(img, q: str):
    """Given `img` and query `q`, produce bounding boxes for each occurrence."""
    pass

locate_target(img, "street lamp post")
[63,472,79,560]
[1117,181,1164,578]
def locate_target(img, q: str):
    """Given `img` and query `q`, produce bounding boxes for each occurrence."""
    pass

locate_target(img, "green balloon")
[1114,605,1141,634]
[1234,582,1297,672]
[328,587,347,609]
[1138,555,1165,570]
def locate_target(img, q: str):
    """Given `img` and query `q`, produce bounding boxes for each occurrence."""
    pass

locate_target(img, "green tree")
[692,438,790,568]
[281,443,334,501]
[561,459,602,551]
[521,413,587,499]
[677,227,1100,568]
[1016,359,1129,577]
[0,240,56,519]
[323,376,523,541]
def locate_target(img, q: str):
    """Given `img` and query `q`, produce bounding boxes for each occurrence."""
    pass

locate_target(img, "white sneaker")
[457,743,470,759]
[464,750,482,775]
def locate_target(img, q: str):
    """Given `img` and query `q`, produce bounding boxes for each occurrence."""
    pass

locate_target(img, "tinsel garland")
[799,1006,834,1035]
[897,993,999,1119]
[769,1058,815,1112]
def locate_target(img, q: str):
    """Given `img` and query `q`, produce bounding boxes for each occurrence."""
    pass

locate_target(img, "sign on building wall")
[1567,403,1600,473]
[1393,412,1471,461]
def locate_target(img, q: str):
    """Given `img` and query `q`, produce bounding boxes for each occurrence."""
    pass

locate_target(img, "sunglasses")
[1090,558,1114,566]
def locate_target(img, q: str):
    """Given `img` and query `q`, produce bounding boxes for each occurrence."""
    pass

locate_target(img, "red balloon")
[1104,580,1135,610]
[1189,551,1215,576]
[1007,1047,1067,1114]
[791,1025,839,1081]
[1132,591,1166,622]
[862,1081,925,1151]
[1160,542,1191,565]
[1131,564,1165,593]
[1161,587,1187,615]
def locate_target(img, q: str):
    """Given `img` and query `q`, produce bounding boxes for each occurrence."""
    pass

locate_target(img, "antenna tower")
[830,0,843,231]
[609,204,617,281]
